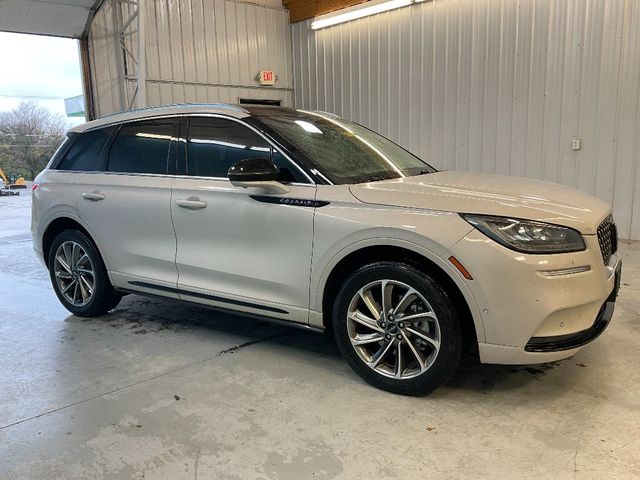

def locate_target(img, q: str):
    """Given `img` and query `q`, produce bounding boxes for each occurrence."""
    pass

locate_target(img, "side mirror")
[228,158,290,194]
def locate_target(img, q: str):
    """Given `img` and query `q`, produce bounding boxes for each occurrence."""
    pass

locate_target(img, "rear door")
[77,118,180,294]
[171,116,316,323]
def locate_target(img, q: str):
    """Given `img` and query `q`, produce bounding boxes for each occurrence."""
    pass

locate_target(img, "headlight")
[460,214,586,254]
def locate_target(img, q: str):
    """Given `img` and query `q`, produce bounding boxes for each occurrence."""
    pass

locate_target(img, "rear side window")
[108,119,178,174]
[186,117,306,182]
[56,127,114,171]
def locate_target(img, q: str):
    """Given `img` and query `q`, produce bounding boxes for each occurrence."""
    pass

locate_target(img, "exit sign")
[258,70,276,86]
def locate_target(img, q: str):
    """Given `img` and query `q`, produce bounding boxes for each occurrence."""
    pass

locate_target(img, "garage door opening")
[0,32,84,181]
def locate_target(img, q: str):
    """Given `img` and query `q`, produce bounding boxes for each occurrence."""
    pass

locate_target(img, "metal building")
[86,0,294,116]
[291,0,640,241]
[0,0,639,239]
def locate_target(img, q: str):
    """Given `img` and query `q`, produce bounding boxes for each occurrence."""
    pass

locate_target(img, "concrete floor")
[1,191,639,480]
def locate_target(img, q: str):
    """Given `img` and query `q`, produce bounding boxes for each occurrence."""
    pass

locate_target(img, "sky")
[0,32,85,126]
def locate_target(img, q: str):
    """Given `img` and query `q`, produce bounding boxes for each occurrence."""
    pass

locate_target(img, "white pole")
[113,0,126,112]
[136,0,147,109]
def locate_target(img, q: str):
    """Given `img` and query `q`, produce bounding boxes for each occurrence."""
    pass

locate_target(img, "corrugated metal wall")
[292,0,640,240]
[88,0,294,116]
[88,0,121,115]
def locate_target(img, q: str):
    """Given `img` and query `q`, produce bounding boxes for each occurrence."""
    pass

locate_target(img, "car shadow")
[443,354,569,393]
[64,293,583,398]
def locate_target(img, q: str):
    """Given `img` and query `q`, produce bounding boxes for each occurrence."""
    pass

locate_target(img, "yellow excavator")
[0,168,26,196]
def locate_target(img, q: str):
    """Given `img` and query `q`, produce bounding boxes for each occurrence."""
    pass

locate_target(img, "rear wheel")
[48,229,121,317]
[333,262,462,395]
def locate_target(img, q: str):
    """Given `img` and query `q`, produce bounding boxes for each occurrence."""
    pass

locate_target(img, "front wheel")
[48,229,122,317]
[333,262,462,396]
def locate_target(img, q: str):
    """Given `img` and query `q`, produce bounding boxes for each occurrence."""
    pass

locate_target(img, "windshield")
[253,110,436,184]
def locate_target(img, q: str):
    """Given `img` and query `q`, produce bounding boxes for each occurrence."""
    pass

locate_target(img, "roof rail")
[96,102,249,120]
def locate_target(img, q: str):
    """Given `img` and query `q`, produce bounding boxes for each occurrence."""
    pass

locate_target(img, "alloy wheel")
[53,241,96,307]
[346,279,441,380]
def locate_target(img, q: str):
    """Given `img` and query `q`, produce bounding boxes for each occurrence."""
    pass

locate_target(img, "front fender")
[310,202,486,341]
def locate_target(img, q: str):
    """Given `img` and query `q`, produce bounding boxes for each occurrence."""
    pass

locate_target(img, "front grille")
[597,215,618,265]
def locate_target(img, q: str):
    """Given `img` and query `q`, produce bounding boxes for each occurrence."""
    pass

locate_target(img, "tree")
[0,102,69,179]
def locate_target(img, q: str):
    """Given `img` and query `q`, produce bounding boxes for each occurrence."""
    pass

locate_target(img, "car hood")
[349,171,611,234]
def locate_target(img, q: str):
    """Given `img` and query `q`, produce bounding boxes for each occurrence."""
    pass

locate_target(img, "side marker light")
[449,256,473,280]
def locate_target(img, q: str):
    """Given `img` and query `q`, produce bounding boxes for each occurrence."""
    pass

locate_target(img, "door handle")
[176,198,208,210]
[82,192,105,201]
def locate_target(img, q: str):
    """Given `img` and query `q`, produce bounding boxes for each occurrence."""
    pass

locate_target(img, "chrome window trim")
[58,113,317,185]
[45,137,73,170]
[51,170,176,179]
[175,176,315,188]
[48,169,315,188]
[83,113,187,133]
[77,105,251,134]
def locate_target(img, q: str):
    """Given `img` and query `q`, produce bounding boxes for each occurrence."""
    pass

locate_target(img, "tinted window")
[108,119,177,174]
[56,127,114,171]
[186,117,306,182]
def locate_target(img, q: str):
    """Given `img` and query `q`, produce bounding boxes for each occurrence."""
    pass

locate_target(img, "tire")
[48,229,121,317]
[332,261,462,396]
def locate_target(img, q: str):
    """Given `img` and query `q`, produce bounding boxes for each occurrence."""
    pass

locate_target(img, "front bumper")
[450,231,620,365]
[524,264,620,352]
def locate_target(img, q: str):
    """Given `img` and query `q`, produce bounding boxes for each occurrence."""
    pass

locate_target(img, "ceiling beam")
[0,0,104,38]
[283,0,370,24]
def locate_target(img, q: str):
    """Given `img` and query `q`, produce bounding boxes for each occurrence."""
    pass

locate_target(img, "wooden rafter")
[283,0,370,24]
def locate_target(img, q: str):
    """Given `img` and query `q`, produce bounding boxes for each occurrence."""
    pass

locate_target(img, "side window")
[108,119,177,174]
[272,150,304,183]
[56,127,115,171]
[186,117,307,182]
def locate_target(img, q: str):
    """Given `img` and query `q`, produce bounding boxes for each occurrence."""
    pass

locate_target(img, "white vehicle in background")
[31,104,621,395]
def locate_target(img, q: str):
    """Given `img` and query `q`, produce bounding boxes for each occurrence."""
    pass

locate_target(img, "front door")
[171,116,316,323]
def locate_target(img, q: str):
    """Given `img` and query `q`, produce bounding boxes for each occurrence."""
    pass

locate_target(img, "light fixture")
[311,0,416,30]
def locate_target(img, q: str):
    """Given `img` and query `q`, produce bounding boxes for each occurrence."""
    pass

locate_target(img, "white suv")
[32,104,621,395]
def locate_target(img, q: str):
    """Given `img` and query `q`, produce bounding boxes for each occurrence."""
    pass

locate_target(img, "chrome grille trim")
[597,215,617,265]
[540,265,591,277]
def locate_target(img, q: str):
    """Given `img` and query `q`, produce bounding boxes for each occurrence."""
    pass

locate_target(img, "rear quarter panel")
[32,171,82,257]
